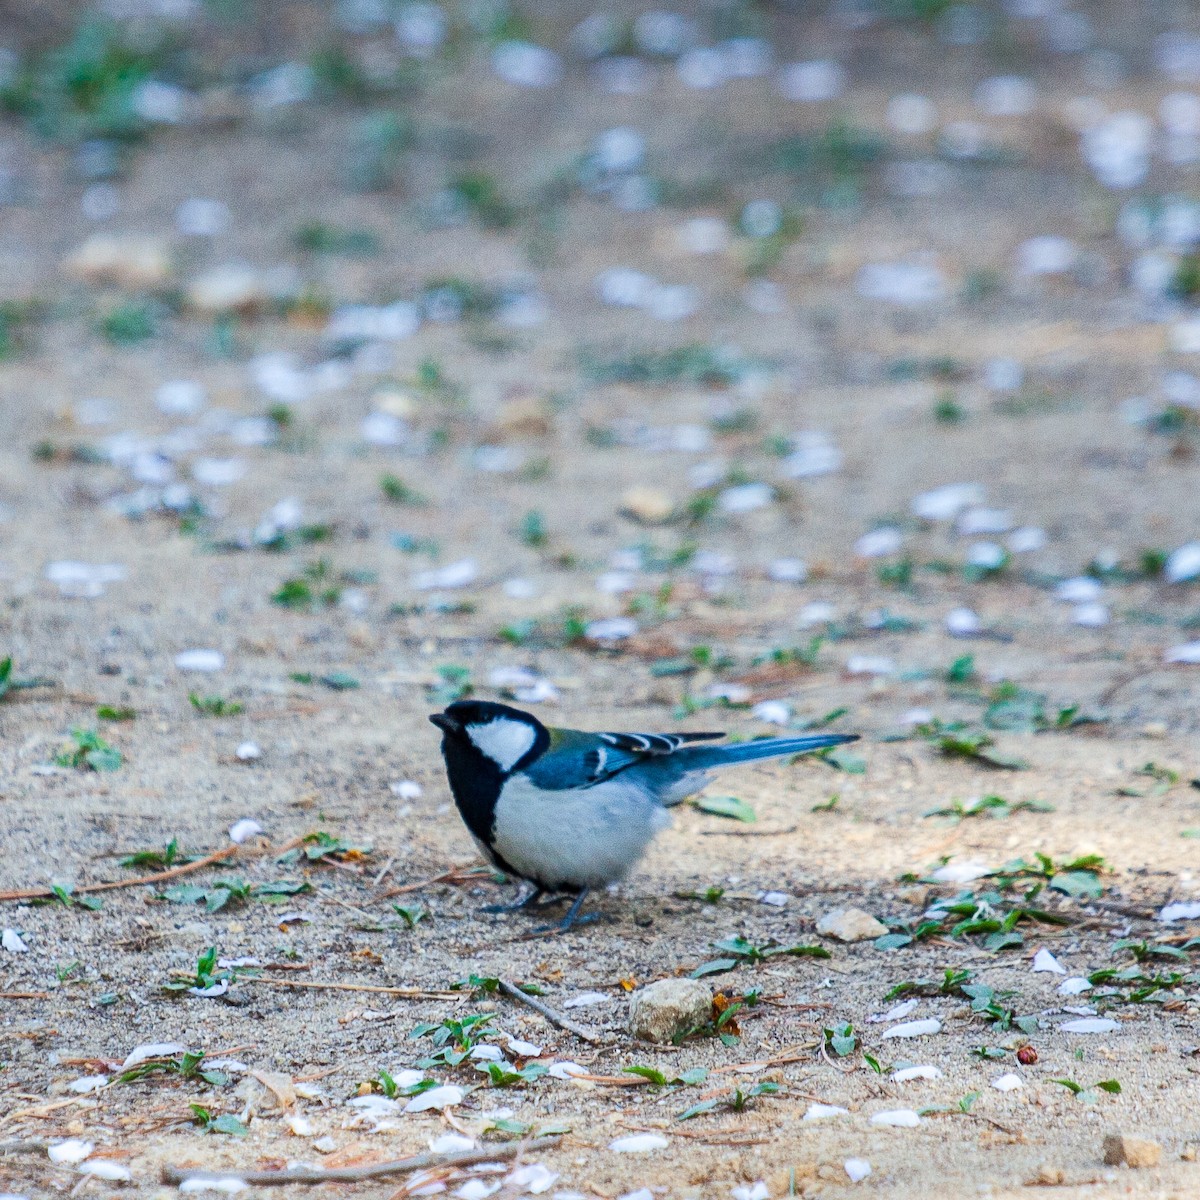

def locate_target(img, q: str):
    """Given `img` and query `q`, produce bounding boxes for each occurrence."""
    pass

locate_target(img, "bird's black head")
[430,701,550,853]
[429,699,549,778]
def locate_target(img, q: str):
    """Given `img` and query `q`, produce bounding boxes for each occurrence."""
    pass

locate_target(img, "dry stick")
[497,979,602,1044]
[0,992,50,1001]
[246,977,461,1000]
[0,1140,50,1155]
[0,846,239,903]
[161,1136,562,1188]
[377,866,488,900]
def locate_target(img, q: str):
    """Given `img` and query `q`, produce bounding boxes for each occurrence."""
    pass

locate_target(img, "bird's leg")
[482,885,544,914]
[535,888,598,933]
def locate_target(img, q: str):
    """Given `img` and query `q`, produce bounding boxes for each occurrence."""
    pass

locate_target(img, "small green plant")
[934,393,966,423]
[690,795,756,822]
[823,1021,859,1057]
[272,560,342,610]
[294,222,379,256]
[478,1061,548,1087]
[115,1048,229,1087]
[410,1014,495,1067]
[877,557,914,590]
[163,946,240,994]
[55,727,122,772]
[391,903,426,929]
[40,884,102,911]
[428,664,472,705]
[1050,1077,1121,1103]
[0,656,56,699]
[163,878,309,913]
[518,510,548,548]
[190,1104,248,1136]
[188,693,244,717]
[380,473,425,505]
[691,935,829,978]
[678,1080,779,1121]
[96,704,135,721]
[447,171,518,230]
[99,301,159,345]
[121,839,188,870]
[278,831,372,866]
[924,794,1054,821]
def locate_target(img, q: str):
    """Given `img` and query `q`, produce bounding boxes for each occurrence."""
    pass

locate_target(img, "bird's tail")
[682,732,857,769]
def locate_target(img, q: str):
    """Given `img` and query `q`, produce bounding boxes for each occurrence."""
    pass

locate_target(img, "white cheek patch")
[467,718,537,773]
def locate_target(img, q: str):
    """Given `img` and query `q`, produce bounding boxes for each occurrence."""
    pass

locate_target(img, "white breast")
[490,775,670,891]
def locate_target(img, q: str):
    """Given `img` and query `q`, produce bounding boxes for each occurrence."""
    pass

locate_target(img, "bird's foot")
[532,888,594,933]
[481,887,544,914]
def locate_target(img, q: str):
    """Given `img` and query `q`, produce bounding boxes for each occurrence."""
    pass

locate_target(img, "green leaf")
[211,1114,249,1136]
[624,1066,669,1086]
[779,944,832,959]
[677,1098,721,1120]
[163,885,208,905]
[85,746,123,772]
[693,795,757,822]
[1095,1079,1122,1094]
[674,1067,709,1085]
[1049,870,1103,899]
[820,747,867,774]
[690,957,740,978]
[875,932,914,950]
[1051,1078,1082,1095]
[863,1053,883,1075]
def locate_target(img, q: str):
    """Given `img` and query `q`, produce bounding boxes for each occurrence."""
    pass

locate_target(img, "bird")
[429,699,859,931]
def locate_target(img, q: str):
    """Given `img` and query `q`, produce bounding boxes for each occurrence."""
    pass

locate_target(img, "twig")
[0,846,239,903]
[699,825,798,837]
[0,991,50,1000]
[377,866,491,900]
[0,1140,50,1155]
[497,979,602,1044]
[372,856,396,888]
[245,978,460,999]
[161,1135,562,1188]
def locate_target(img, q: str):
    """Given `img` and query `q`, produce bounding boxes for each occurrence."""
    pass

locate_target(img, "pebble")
[47,1141,94,1165]
[176,197,230,237]
[782,433,843,478]
[62,234,172,290]
[945,607,981,637]
[732,1183,770,1200]
[563,992,609,1008]
[1103,1135,1162,1168]
[1159,900,1200,922]
[186,263,270,314]
[718,482,773,513]
[413,560,477,590]
[1054,577,1103,604]
[931,860,990,882]
[45,561,128,600]
[235,742,261,762]
[887,93,937,134]
[1059,977,1092,995]
[620,486,675,524]
[816,907,888,942]
[992,1073,1024,1091]
[628,978,712,1043]
[1072,603,1109,628]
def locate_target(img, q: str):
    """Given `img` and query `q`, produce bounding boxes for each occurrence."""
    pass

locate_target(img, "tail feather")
[684,732,857,769]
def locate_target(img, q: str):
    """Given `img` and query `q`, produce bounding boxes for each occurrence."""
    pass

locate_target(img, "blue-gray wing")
[524,728,724,791]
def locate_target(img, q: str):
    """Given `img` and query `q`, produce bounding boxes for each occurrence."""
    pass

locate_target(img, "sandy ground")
[2,1,1200,1197]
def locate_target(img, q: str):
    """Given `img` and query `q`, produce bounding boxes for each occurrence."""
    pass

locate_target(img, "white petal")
[882,1018,942,1039]
[48,1140,94,1165]
[871,1109,921,1127]
[1059,1017,1118,1034]
[122,1042,186,1070]
[1058,977,1093,996]
[608,1133,669,1153]
[2,928,28,953]
[404,1085,464,1112]
[1158,901,1200,922]
[803,1103,848,1121]
[79,1160,132,1182]
[891,1065,942,1082]
[991,1073,1023,1092]
[228,818,263,843]
[1032,948,1066,974]
[844,1159,872,1183]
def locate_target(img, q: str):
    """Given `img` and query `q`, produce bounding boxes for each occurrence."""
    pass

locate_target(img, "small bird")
[430,699,859,930]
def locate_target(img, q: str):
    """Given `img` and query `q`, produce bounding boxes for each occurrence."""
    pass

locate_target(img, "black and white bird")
[429,699,858,930]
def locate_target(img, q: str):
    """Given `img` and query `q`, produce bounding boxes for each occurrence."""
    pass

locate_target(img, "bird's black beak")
[429,712,459,734]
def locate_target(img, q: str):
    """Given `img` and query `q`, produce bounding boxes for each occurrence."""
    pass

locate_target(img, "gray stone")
[815,907,888,943]
[628,977,712,1043]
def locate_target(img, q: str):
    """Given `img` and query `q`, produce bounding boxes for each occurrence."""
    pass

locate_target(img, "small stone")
[628,978,712,1043]
[620,486,675,524]
[492,393,553,438]
[1031,1165,1065,1186]
[1103,1134,1161,1169]
[63,234,172,290]
[816,907,888,942]
[186,263,270,315]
